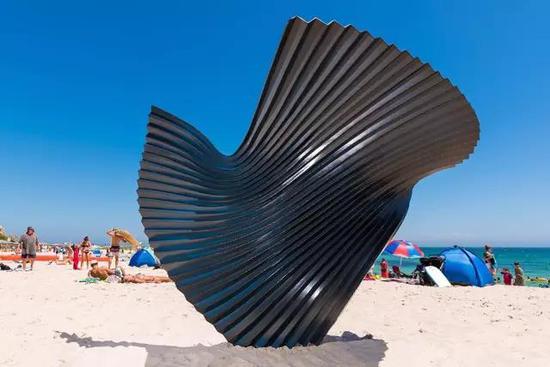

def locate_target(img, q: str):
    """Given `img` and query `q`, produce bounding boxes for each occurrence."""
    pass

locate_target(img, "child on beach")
[500,268,512,285]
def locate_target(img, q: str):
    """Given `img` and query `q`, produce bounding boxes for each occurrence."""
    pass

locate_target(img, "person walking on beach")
[513,262,525,286]
[72,243,80,270]
[18,226,39,271]
[79,236,92,269]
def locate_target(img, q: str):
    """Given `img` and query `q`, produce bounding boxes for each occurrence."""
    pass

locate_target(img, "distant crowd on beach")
[5,227,543,288]
[368,244,531,287]
[2,226,171,284]
[13,226,124,271]
[482,245,525,286]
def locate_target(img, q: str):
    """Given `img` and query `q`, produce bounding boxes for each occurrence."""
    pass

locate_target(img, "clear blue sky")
[1,1,549,246]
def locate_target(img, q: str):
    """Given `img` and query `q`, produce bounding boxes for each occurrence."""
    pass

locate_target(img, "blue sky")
[1,1,549,245]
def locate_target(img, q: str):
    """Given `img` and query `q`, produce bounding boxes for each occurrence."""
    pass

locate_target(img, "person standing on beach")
[483,245,496,277]
[380,258,389,278]
[108,235,122,269]
[18,226,39,271]
[79,236,92,269]
[72,243,80,270]
[513,262,525,286]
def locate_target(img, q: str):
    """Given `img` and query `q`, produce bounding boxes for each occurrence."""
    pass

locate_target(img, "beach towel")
[78,277,99,283]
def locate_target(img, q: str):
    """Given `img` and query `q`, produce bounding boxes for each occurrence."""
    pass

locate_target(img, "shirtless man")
[88,262,171,283]
[106,228,140,269]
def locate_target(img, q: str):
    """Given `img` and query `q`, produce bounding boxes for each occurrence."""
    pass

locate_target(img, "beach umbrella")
[384,240,425,265]
[107,228,141,251]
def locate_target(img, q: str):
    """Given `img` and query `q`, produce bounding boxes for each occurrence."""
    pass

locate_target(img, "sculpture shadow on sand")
[58,331,387,367]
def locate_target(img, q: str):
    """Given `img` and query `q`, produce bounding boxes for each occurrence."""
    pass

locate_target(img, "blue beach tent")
[129,247,160,267]
[439,246,493,287]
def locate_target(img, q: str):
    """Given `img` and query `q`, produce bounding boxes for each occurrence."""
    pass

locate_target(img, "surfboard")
[425,266,452,287]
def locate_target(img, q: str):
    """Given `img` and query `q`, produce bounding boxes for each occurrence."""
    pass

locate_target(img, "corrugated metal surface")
[137,17,479,347]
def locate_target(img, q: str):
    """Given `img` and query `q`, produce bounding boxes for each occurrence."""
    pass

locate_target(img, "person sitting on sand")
[51,250,71,265]
[391,265,411,279]
[65,245,73,265]
[363,266,375,280]
[88,261,171,283]
[500,267,512,285]
[513,262,525,286]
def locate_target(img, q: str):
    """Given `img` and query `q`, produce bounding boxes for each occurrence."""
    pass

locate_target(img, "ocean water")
[374,247,550,286]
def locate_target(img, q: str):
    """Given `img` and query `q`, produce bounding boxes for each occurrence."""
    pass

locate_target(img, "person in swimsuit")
[88,262,171,283]
[483,245,497,277]
[108,235,122,269]
[79,236,92,269]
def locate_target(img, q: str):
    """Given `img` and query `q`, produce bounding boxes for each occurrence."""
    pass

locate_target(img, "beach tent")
[439,246,493,287]
[129,247,160,267]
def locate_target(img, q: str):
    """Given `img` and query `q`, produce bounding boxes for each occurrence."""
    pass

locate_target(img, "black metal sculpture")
[137,17,479,347]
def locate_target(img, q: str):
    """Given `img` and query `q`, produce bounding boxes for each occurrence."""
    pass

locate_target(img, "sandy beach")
[0,263,548,367]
